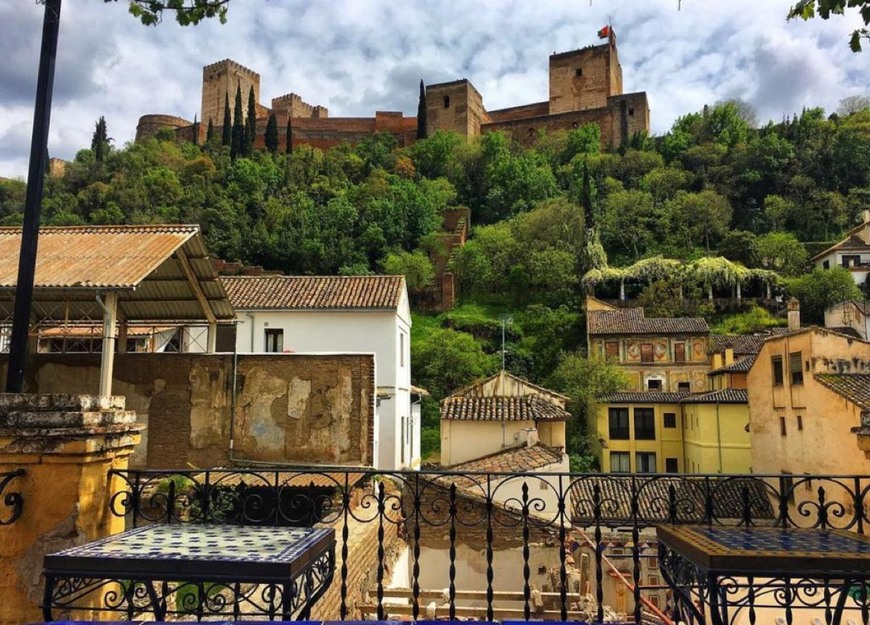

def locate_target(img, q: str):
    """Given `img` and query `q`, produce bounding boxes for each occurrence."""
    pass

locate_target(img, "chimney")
[788,297,801,331]
[724,348,734,366]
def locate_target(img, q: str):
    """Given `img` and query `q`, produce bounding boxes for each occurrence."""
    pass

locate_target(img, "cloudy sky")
[0,0,867,179]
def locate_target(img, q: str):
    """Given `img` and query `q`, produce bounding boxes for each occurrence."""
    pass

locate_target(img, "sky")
[0,0,868,179]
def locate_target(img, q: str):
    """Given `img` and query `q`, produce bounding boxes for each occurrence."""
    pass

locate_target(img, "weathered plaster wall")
[0,353,375,469]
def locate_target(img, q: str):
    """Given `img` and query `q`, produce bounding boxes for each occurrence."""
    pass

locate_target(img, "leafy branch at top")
[105,0,230,26]
[788,0,870,51]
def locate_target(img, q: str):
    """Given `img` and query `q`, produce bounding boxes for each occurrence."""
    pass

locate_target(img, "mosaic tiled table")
[657,525,870,625]
[41,525,335,622]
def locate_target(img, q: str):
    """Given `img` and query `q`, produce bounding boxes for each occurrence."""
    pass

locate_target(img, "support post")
[6,0,62,393]
[207,322,217,353]
[99,292,118,396]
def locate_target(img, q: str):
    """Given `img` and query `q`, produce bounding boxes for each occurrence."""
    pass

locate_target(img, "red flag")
[597,25,610,39]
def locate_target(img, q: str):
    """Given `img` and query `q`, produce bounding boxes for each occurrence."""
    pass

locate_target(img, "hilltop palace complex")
[136,30,649,152]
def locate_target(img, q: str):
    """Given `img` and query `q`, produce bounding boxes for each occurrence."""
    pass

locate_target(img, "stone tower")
[424,79,486,138]
[200,59,261,129]
[548,30,623,114]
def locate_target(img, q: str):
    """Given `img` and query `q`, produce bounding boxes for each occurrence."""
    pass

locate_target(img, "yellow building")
[586,297,710,393]
[682,389,751,474]
[748,326,870,476]
[596,389,750,474]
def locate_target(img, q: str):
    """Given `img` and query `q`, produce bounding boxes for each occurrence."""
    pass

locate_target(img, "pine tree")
[416,79,427,140]
[221,94,232,146]
[265,113,279,154]
[285,116,293,154]
[245,86,257,156]
[91,116,108,162]
[206,119,214,143]
[231,84,244,159]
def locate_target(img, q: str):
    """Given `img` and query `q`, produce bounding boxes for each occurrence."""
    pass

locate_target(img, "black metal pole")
[6,0,62,392]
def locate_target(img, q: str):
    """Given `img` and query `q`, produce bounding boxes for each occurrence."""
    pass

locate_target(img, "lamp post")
[5,0,62,392]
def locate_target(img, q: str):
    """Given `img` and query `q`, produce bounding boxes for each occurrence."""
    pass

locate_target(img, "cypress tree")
[416,79,427,140]
[265,113,279,154]
[206,119,214,143]
[245,86,257,156]
[192,114,199,147]
[231,84,244,159]
[285,116,293,154]
[221,94,232,146]
[91,116,108,162]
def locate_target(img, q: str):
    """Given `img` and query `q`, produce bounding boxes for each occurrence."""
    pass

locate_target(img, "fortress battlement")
[202,59,260,80]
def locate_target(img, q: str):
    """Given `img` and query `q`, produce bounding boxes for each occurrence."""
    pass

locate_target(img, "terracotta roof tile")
[709,355,756,374]
[598,392,690,404]
[447,444,563,473]
[571,476,775,523]
[588,307,708,335]
[827,326,864,339]
[222,275,405,311]
[440,396,571,421]
[817,374,870,411]
[681,388,748,404]
[709,330,789,355]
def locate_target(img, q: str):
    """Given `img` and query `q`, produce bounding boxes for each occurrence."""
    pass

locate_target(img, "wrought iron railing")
[0,468,24,525]
[106,468,870,624]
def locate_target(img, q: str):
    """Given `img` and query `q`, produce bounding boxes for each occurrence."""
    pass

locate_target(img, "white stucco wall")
[232,296,416,470]
[440,420,537,467]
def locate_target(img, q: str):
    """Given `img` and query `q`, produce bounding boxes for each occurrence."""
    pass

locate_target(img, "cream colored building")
[812,210,870,285]
[439,371,569,467]
[748,327,870,476]
[586,297,710,393]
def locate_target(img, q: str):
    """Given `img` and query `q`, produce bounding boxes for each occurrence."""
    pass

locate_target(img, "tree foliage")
[788,0,870,51]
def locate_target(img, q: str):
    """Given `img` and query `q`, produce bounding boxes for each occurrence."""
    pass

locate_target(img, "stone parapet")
[0,394,142,625]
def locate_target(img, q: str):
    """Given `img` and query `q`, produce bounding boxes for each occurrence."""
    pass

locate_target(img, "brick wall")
[0,352,375,469]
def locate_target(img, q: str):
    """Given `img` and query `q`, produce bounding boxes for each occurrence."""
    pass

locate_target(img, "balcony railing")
[0,468,24,525]
[107,468,870,623]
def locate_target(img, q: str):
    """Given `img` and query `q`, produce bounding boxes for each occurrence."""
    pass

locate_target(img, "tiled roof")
[709,355,756,374]
[588,307,708,335]
[571,476,774,524]
[222,275,405,311]
[816,374,870,411]
[827,326,864,339]
[837,234,870,250]
[598,392,690,404]
[598,389,747,404]
[710,330,789,356]
[681,388,748,404]
[447,444,563,473]
[0,224,199,289]
[441,396,571,421]
[447,370,569,401]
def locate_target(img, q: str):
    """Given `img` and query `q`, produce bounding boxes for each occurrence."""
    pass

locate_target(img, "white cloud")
[0,0,867,178]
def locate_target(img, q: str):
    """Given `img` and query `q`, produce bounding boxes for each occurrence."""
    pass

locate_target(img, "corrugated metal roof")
[0,225,235,322]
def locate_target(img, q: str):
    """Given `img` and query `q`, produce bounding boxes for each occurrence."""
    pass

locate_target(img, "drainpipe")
[228,341,238,459]
[680,404,687,473]
[716,402,723,473]
[246,312,255,351]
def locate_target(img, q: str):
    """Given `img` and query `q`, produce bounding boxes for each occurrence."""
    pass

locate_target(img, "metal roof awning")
[0,224,235,395]
[0,224,235,324]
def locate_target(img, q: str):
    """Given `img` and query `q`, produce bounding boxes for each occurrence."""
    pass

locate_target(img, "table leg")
[833,578,851,625]
[708,572,724,625]
[144,581,165,621]
[41,574,55,622]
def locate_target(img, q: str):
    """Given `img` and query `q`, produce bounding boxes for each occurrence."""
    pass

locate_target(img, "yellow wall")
[682,402,751,474]
[596,401,683,473]
[749,329,870,476]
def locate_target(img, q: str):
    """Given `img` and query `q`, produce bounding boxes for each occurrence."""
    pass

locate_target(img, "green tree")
[221,93,232,147]
[667,189,733,251]
[91,116,109,163]
[416,80,427,140]
[756,232,809,276]
[714,307,785,334]
[285,116,293,154]
[788,0,870,51]
[245,86,257,156]
[381,250,435,296]
[231,84,244,160]
[545,352,628,458]
[412,328,495,398]
[112,0,230,25]
[206,118,214,143]
[787,267,862,324]
[264,113,279,154]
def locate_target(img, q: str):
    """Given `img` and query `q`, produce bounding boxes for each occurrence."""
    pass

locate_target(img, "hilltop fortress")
[136,30,649,151]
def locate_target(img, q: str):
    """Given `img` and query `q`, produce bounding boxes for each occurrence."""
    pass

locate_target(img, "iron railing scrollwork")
[0,468,25,525]
[104,468,870,622]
